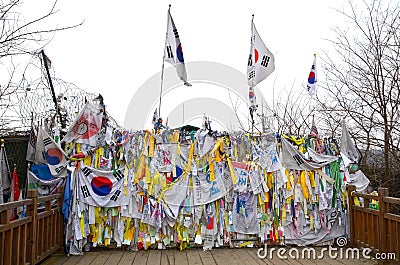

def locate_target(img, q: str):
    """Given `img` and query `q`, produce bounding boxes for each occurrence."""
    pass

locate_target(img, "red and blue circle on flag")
[249,88,255,100]
[308,71,316,84]
[91,176,113,196]
[45,148,63,165]
[254,49,259,63]
[177,43,184,63]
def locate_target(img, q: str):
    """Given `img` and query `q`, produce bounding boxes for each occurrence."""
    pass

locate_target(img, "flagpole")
[249,14,256,135]
[24,163,30,200]
[0,139,4,204]
[309,53,317,125]
[158,5,171,118]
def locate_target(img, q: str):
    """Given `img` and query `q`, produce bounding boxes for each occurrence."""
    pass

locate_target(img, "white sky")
[21,0,345,128]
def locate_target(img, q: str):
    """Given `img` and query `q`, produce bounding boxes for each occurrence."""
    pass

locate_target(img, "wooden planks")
[38,247,380,265]
[146,250,162,265]
[119,251,137,265]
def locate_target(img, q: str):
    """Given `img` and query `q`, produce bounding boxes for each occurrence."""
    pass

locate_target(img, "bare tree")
[0,0,81,58]
[318,0,400,190]
[270,84,315,136]
[0,0,82,132]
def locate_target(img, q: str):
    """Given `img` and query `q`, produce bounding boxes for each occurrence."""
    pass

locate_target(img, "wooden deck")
[40,248,383,265]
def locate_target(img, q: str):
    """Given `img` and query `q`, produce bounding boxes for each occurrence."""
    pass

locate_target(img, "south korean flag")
[77,166,130,207]
[164,6,191,86]
[247,17,275,87]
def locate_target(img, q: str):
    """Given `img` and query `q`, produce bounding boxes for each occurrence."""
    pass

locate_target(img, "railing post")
[347,185,356,245]
[378,188,389,253]
[27,190,38,265]
[1,207,12,265]
[57,186,65,249]
[0,209,11,224]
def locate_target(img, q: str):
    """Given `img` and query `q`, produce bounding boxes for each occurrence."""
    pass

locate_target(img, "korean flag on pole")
[307,54,317,96]
[247,16,275,87]
[164,6,191,86]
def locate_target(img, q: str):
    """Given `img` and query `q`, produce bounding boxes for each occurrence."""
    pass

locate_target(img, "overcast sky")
[21,0,346,128]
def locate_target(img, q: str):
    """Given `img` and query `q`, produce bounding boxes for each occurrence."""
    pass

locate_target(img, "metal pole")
[158,5,171,118]
[41,50,63,128]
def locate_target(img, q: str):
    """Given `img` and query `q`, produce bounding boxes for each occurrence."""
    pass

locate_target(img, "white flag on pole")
[247,18,275,87]
[164,7,191,86]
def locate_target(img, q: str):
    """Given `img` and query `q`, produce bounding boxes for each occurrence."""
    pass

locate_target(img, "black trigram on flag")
[166,46,173,59]
[82,167,92,177]
[173,28,179,38]
[248,54,253,66]
[113,170,124,181]
[293,154,304,166]
[248,70,255,80]
[54,165,66,174]
[261,55,270,67]
[43,137,52,146]
[81,185,91,198]
[110,190,121,202]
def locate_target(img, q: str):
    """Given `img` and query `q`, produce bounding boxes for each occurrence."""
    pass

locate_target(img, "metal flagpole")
[309,53,317,130]
[249,14,256,135]
[158,5,171,118]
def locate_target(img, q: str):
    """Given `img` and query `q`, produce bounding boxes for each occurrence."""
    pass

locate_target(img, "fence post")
[347,185,356,245]
[378,188,389,253]
[27,189,38,265]
[0,207,11,265]
[57,186,65,249]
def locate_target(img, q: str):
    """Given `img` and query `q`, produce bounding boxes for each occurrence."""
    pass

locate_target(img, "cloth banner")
[281,138,336,170]
[340,120,360,165]
[163,175,189,219]
[307,148,338,165]
[232,162,249,193]
[77,166,130,207]
[253,137,282,172]
[348,170,370,192]
[193,164,227,206]
[233,192,260,234]
[62,102,103,147]
[141,197,162,229]
[150,143,178,173]
[285,208,346,245]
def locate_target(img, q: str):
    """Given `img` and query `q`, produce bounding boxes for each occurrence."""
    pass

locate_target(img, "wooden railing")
[348,185,399,260]
[0,188,64,265]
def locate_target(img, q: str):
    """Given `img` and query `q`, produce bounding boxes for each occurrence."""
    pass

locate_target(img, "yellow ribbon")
[226,156,238,185]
